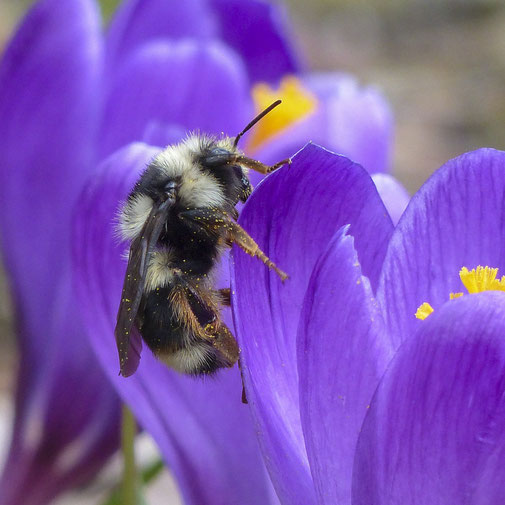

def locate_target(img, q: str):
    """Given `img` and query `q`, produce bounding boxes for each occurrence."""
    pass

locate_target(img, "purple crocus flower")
[232,144,505,504]
[0,0,300,502]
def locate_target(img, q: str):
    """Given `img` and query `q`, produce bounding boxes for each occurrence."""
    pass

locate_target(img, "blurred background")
[1,0,505,502]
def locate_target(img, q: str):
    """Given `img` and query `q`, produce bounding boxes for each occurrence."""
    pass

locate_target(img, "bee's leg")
[268,157,292,172]
[215,288,231,306]
[238,358,248,404]
[205,321,240,368]
[201,150,290,175]
[178,208,288,280]
[226,221,288,281]
[234,155,291,175]
[178,208,229,239]
[169,283,210,340]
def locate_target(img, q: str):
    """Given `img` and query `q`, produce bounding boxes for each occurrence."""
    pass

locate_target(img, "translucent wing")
[115,198,173,376]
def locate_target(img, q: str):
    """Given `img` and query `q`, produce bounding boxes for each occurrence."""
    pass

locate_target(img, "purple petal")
[297,228,394,505]
[106,0,217,69]
[99,39,252,157]
[209,0,302,82]
[252,74,394,174]
[106,0,301,83]
[0,280,120,505]
[142,122,186,147]
[73,142,277,505]
[0,0,102,353]
[353,291,505,504]
[371,173,410,225]
[231,145,394,504]
[377,148,505,348]
[0,1,119,503]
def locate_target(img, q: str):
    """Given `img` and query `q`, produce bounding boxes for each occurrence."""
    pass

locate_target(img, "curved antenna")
[233,99,282,148]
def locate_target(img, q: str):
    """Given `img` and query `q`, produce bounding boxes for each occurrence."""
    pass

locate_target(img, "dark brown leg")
[226,221,288,281]
[202,150,291,175]
[268,157,292,172]
[215,288,231,306]
[205,321,239,367]
[179,208,288,280]
[234,155,291,175]
[238,358,248,404]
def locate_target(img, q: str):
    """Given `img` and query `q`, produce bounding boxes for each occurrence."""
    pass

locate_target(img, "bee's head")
[200,145,252,205]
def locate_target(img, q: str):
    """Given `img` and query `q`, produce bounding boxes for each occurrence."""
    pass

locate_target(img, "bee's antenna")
[233,99,282,148]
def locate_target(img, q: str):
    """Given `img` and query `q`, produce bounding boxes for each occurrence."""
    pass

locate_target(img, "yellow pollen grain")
[450,292,463,300]
[415,302,434,320]
[247,76,317,151]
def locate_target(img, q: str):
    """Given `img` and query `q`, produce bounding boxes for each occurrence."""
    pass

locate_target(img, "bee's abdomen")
[139,286,237,375]
[139,287,187,354]
[160,343,235,375]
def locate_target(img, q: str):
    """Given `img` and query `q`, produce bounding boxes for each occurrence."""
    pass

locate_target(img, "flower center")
[247,76,317,151]
[415,266,505,320]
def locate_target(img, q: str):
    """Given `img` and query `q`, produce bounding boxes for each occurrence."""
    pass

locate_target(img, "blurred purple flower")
[0,0,299,503]
[232,145,505,504]
[250,74,394,175]
[0,1,120,504]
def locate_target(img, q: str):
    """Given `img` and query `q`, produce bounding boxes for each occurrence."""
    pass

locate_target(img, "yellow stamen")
[247,76,317,151]
[416,265,505,320]
[459,266,502,293]
[415,302,434,320]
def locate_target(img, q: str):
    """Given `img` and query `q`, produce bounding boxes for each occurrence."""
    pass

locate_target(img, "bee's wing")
[119,324,143,377]
[115,198,173,377]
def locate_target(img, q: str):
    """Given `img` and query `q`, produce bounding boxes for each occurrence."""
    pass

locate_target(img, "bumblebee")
[115,101,288,377]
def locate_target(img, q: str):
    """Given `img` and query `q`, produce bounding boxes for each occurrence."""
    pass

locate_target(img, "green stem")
[121,404,138,505]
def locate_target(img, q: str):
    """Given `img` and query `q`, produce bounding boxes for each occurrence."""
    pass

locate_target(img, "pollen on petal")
[247,76,317,151]
[450,292,463,299]
[415,302,434,320]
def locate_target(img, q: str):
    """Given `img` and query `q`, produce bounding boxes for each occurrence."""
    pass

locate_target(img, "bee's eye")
[232,165,250,189]
[232,165,244,179]
[162,180,177,201]
[210,147,229,157]
[165,181,176,192]
[202,148,233,168]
